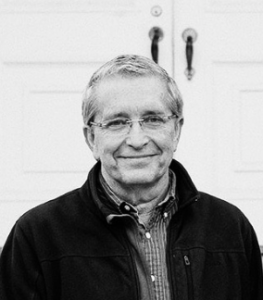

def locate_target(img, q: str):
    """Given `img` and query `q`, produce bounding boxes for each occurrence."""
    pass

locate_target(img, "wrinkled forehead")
[94,75,169,117]
[94,74,168,101]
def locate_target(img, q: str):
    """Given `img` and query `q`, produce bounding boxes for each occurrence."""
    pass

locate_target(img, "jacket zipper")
[184,255,194,300]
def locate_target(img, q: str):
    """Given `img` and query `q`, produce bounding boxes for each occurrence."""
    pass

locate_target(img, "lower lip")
[119,156,156,164]
[122,155,155,160]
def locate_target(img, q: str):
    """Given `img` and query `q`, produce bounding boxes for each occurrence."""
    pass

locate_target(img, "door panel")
[0,0,173,244]
[1,0,263,246]
[173,0,263,243]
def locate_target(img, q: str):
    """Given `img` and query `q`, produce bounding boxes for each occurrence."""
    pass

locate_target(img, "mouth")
[117,154,158,167]
[120,154,156,159]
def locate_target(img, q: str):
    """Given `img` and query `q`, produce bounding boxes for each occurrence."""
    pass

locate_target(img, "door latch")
[182,28,198,80]
[149,27,164,64]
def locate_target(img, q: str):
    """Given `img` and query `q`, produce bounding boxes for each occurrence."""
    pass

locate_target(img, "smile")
[121,154,156,159]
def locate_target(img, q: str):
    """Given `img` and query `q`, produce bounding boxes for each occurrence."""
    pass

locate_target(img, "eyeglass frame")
[84,113,179,132]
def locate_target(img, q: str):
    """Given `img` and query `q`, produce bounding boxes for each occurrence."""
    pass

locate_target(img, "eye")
[143,115,164,126]
[106,118,128,128]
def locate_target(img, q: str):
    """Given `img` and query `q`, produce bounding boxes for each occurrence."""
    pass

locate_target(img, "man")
[0,54,262,299]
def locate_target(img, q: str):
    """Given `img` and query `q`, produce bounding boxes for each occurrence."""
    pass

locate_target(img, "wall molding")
[0,0,136,13]
[206,0,263,13]
[233,87,263,172]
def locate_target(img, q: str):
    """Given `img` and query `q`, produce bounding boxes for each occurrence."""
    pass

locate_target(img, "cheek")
[92,142,100,161]
[172,136,179,152]
[157,135,179,158]
[159,130,178,151]
[169,128,181,151]
[91,134,105,161]
[93,134,121,161]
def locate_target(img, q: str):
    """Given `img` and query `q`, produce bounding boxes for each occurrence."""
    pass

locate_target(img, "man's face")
[85,76,181,188]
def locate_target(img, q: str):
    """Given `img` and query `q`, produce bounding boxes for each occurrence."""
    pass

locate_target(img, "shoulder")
[193,192,256,243]
[175,192,259,255]
[17,162,102,228]
[19,188,82,224]
[198,192,242,212]
[11,185,103,260]
[15,186,95,243]
[198,192,247,222]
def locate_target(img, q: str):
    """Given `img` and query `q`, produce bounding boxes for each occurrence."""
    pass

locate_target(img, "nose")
[125,121,149,149]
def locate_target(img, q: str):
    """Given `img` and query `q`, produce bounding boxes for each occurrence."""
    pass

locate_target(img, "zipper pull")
[184,255,191,266]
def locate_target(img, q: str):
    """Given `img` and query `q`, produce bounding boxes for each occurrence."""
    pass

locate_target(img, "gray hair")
[82,54,184,125]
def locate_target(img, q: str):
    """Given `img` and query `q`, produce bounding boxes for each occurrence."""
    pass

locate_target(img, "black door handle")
[182,28,198,80]
[149,27,164,64]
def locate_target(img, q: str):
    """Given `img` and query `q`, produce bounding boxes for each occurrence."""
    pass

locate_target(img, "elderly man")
[0,55,262,299]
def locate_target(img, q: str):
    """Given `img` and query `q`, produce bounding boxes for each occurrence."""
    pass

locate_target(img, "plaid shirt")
[99,171,178,300]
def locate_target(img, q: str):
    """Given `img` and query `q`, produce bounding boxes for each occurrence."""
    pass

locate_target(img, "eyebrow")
[103,109,167,121]
[103,112,130,120]
[141,110,165,116]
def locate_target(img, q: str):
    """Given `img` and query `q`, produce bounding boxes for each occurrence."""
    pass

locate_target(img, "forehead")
[95,76,169,117]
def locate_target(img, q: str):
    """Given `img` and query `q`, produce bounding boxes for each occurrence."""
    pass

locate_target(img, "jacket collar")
[169,160,200,209]
[82,159,200,216]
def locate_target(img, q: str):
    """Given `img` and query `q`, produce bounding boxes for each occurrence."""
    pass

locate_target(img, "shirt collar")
[99,170,178,224]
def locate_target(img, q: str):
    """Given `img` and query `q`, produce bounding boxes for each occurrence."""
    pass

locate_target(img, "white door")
[0,0,174,244]
[173,0,263,244]
[1,0,263,247]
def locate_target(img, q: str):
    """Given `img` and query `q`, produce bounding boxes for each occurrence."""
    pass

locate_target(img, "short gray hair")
[82,54,183,125]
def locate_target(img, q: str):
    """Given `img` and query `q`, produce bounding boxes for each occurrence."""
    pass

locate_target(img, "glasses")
[86,114,178,135]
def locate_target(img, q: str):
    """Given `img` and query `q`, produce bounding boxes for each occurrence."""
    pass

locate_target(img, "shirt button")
[163,212,168,218]
[145,232,151,239]
[124,205,130,211]
[151,275,155,282]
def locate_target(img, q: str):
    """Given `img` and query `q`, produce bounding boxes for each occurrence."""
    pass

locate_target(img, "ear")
[83,126,100,161]
[173,118,183,152]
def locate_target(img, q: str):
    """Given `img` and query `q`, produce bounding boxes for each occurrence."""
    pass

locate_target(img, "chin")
[117,170,164,186]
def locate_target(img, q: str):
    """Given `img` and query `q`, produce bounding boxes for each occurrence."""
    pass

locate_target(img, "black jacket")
[0,160,262,299]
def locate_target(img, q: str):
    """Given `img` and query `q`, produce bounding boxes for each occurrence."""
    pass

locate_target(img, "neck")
[102,172,170,214]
